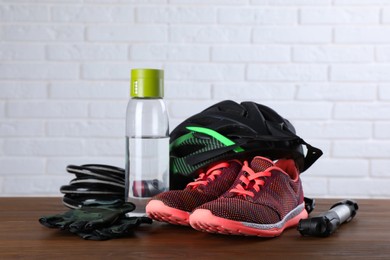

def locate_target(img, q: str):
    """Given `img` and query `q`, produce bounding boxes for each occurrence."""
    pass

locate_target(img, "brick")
[334,103,390,120]
[218,7,297,24]
[86,138,124,156]
[293,121,372,139]
[0,63,79,80]
[169,118,182,130]
[47,120,124,137]
[375,47,390,62]
[131,44,209,61]
[82,63,130,80]
[250,0,269,3]
[293,46,373,63]
[86,25,167,42]
[4,139,84,156]
[165,82,212,99]
[0,120,45,137]
[170,0,246,4]
[168,100,215,119]
[211,45,290,62]
[374,122,390,139]
[0,4,48,21]
[130,45,168,61]
[0,157,46,174]
[329,178,390,197]
[300,8,379,24]
[51,5,134,22]
[0,102,5,118]
[0,43,45,60]
[255,0,332,5]
[0,139,4,156]
[7,101,88,118]
[253,26,332,43]
[165,63,245,81]
[247,64,328,81]
[4,0,82,3]
[300,177,328,197]
[109,6,136,22]
[379,85,390,100]
[335,0,390,4]
[296,83,376,100]
[166,44,210,61]
[4,24,84,41]
[89,101,127,118]
[331,64,390,81]
[169,25,251,43]
[85,0,165,3]
[335,27,390,43]
[304,158,369,177]
[333,140,390,157]
[383,8,390,23]
[47,44,128,61]
[212,83,295,100]
[371,159,390,178]
[3,176,71,196]
[137,6,216,23]
[0,82,47,99]
[264,101,332,119]
[50,81,128,99]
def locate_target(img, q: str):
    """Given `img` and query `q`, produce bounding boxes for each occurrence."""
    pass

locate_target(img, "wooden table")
[0,198,389,259]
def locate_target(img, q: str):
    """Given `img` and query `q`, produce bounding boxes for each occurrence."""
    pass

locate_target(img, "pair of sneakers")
[145,156,308,237]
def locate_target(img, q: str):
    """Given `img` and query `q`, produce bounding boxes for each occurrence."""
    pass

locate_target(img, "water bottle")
[125,68,169,216]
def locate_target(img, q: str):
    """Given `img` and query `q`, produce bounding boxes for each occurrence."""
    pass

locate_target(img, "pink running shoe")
[189,156,308,237]
[145,160,242,226]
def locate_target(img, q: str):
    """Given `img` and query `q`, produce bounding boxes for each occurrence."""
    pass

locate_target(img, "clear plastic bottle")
[125,69,169,216]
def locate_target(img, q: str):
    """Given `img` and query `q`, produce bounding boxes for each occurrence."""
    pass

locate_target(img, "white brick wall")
[1,0,390,198]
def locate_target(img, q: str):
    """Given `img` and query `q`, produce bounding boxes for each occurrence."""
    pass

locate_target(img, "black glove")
[39,202,135,232]
[75,217,153,240]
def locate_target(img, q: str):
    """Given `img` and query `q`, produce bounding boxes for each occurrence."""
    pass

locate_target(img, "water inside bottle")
[125,136,169,216]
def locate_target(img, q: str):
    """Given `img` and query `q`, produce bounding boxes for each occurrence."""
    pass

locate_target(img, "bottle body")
[125,98,169,215]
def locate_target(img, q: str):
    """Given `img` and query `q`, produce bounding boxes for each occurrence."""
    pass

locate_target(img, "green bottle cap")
[130,69,164,98]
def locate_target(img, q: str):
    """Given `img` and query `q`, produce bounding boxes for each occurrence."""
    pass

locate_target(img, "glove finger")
[39,216,64,228]
[40,217,73,230]
[94,225,134,239]
[77,225,125,240]
[84,206,132,229]
[118,202,136,214]
[139,217,153,224]
[76,230,110,241]
[69,220,89,232]
[112,216,153,233]
[81,216,152,240]
[56,220,75,230]
[85,214,120,230]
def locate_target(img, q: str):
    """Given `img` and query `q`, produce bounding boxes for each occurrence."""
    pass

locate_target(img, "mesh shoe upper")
[193,156,305,225]
[150,160,241,212]
[146,160,242,226]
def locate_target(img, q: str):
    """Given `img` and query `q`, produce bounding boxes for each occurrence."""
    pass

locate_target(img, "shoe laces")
[229,161,272,198]
[186,162,230,190]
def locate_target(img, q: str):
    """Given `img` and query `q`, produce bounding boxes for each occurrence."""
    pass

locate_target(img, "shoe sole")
[189,203,308,237]
[146,200,191,226]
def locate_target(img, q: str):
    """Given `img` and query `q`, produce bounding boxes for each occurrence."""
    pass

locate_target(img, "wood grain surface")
[0,198,389,259]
